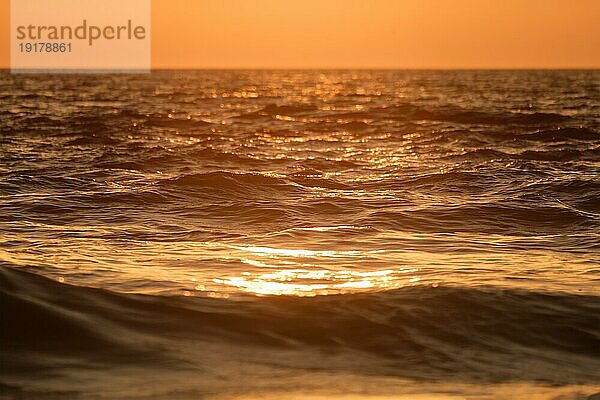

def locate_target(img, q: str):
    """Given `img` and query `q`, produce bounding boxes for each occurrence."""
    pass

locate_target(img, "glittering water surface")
[1,70,599,296]
[1,70,599,398]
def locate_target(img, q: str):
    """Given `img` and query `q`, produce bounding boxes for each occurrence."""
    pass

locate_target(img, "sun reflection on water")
[213,267,419,296]
[214,244,419,296]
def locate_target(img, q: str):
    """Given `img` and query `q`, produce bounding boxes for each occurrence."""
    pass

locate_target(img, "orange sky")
[2,0,600,69]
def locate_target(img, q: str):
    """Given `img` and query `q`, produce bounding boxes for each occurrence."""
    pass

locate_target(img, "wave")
[188,148,264,166]
[520,148,600,162]
[411,109,573,125]
[521,127,599,142]
[233,102,578,127]
[2,267,599,385]
[0,174,92,196]
[236,103,318,120]
[66,135,123,146]
[343,104,576,126]
[363,200,599,235]
[439,127,599,145]
[145,116,212,130]
[295,158,361,171]
[160,171,299,196]
[446,148,600,162]
[159,171,359,194]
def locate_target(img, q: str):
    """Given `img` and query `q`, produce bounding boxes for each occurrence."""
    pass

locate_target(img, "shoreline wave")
[2,266,599,386]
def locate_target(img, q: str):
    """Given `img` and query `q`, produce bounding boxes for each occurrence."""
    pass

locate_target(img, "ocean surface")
[1,70,599,399]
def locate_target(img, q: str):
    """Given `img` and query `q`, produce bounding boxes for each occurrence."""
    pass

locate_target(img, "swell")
[237,103,319,119]
[235,103,576,127]
[2,267,599,384]
[439,127,599,145]
[408,108,573,125]
[445,148,600,162]
[158,171,355,195]
[518,127,599,142]
[363,205,598,236]
[4,170,598,233]
[91,145,271,171]
[160,171,299,195]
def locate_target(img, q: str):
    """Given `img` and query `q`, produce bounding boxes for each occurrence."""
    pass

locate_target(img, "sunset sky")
[1,0,600,69]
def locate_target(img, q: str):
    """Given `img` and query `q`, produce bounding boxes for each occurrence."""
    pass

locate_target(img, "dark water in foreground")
[1,70,599,399]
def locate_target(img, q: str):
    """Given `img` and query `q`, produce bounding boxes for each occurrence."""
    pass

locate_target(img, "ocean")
[1,70,599,399]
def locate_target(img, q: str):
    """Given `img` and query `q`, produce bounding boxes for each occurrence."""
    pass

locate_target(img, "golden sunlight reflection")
[214,267,419,296]
[213,242,422,296]
[3,223,597,297]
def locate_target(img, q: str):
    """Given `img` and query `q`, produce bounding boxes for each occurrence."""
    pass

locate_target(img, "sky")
[2,0,600,69]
